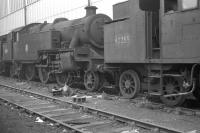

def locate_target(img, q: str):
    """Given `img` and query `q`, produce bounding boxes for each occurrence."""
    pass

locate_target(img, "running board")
[148,74,183,78]
[149,92,162,96]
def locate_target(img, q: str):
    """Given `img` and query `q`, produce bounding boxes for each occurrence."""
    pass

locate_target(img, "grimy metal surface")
[14,30,60,60]
[104,0,146,63]
[0,83,182,133]
[2,34,12,61]
[161,0,200,62]
[0,41,2,61]
[113,1,129,20]
[105,0,200,64]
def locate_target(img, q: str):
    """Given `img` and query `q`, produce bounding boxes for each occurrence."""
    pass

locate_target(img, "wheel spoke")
[124,74,129,81]
[25,65,35,81]
[56,73,68,86]
[84,71,100,91]
[124,88,129,93]
[161,77,185,106]
[119,70,140,99]
[38,68,49,84]
[128,88,133,94]
[121,78,126,83]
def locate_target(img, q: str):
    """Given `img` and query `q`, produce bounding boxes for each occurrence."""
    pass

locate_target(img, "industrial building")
[0,0,125,36]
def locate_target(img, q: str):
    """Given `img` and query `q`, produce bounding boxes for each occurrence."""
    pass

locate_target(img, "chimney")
[85,6,97,16]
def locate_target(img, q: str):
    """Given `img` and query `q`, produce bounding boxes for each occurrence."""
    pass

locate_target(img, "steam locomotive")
[102,0,200,106]
[0,6,111,91]
[1,0,200,106]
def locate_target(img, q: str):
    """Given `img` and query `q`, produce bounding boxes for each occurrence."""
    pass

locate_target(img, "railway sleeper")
[0,84,184,133]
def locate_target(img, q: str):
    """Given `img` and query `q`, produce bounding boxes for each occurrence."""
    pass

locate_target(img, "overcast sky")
[39,0,128,22]
[91,0,127,17]
[0,0,127,35]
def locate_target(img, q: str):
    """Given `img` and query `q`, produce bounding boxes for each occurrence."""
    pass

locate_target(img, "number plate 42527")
[114,33,130,46]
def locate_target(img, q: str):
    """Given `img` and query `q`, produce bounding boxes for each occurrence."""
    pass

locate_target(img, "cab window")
[164,0,178,13]
[182,0,198,10]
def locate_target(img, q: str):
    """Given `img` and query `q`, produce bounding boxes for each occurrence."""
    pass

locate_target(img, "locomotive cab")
[141,0,200,105]
[140,0,200,61]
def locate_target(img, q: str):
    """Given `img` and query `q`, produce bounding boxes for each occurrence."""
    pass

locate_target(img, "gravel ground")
[0,76,200,132]
[0,100,66,133]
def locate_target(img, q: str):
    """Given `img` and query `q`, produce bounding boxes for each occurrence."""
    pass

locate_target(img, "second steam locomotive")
[0,5,111,91]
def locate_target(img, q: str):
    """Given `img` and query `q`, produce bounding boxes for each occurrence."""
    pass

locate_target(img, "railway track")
[1,75,200,119]
[23,83,200,118]
[129,97,200,118]
[0,83,183,133]
[1,76,200,119]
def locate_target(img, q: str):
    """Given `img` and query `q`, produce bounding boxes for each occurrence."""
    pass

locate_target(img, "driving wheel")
[84,71,100,91]
[38,67,50,84]
[160,77,185,106]
[24,65,36,81]
[9,65,15,78]
[119,70,140,99]
[55,73,68,86]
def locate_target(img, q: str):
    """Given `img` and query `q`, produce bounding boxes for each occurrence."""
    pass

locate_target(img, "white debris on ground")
[97,95,103,98]
[187,130,197,133]
[95,92,119,100]
[47,123,54,126]
[121,129,139,133]
[61,84,74,96]
[85,96,92,99]
[62,129,67,133]
[35,117,44,123]
[71,95,78,98]
[62,84,68,92]
[16,82,26,86]
[80,115,90,118]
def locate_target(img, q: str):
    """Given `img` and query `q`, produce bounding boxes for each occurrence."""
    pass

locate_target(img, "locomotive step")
[148,74,183,78]
[149,92,162,96]
[163,74,183,77]
[148,75,162,78]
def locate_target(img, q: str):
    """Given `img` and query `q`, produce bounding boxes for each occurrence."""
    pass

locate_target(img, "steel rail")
[30,80,200,118]
[0,96,85,133]
[0,83,182,133]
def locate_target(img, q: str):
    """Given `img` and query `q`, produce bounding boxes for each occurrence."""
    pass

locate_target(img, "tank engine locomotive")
[103,0,200,106]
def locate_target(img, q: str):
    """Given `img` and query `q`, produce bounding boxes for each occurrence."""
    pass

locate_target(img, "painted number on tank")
[115,34,130,46]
